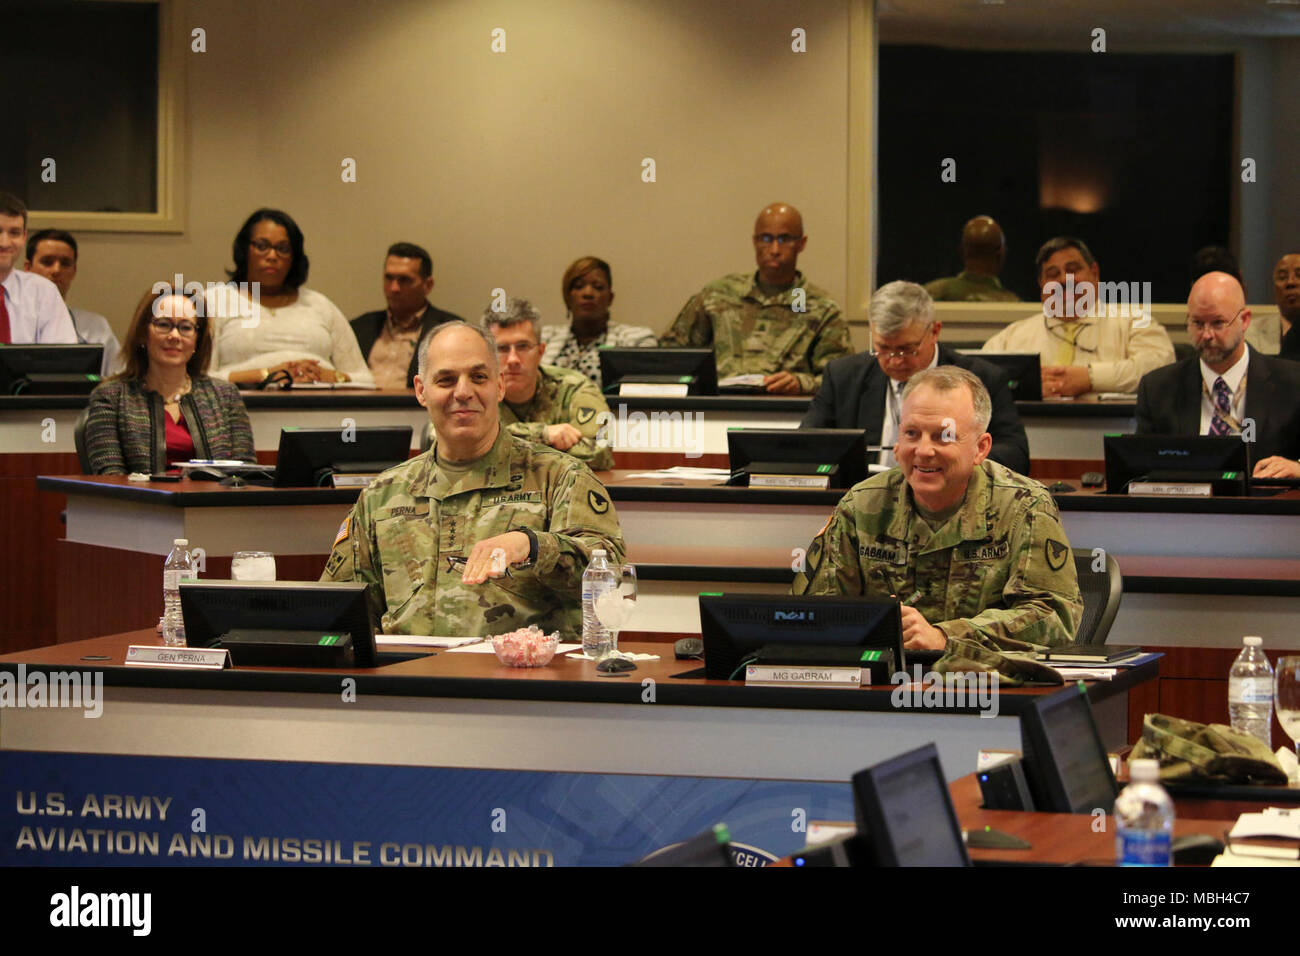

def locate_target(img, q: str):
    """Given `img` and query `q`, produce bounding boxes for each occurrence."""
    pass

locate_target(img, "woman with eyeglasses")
[84,287,255,474]
[205,208,372,386]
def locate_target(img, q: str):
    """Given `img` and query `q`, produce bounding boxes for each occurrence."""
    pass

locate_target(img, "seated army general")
[794,366,1081,651]
[321,321,626,637]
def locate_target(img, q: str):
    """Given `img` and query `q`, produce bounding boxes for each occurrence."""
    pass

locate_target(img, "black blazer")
[1135,346,1300,467]
[350,303,465,388]
[800,345,1031,474]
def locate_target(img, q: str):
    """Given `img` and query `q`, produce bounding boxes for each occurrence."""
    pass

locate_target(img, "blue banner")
[1,751,853,866]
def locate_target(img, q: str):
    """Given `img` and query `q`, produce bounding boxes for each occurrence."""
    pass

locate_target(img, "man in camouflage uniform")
[794,366,1081,652]
[321,321,625,638]
[661,202,851,394]
[484,298,615,471]
[923,215,1021,303]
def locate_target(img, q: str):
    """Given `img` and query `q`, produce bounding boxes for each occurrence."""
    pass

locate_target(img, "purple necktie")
[1208,377,1233,436]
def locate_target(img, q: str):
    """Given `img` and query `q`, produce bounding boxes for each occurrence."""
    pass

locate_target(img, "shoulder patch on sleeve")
[587,489,610,514]
[577,407,596,424]
[1045,538,1069,571]
[334,516,351,547]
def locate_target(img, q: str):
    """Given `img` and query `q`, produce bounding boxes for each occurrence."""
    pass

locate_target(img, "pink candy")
[491,626,560,668]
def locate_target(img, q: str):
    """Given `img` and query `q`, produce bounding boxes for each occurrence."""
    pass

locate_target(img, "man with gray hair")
[802,280,1029,474]
[795,365,1081,653]
[483,297,614,470]
[322,320,625,637]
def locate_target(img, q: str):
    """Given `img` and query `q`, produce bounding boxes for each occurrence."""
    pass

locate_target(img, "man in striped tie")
[1135,271,1300,479]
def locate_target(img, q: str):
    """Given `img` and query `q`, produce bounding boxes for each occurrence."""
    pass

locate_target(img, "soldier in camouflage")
[661,202,851,394]
[484,298,615,471]
[794,366,1081,653]
[321,321,625,638]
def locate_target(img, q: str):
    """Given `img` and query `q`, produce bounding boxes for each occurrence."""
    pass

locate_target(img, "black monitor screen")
[729,428,868,490]
[698,593,902,681]
[956,351,1042,402]
[598,347,717,395]
[852,743,970,867]
[1019,685,1118,814]
[0,344,103,394]
[179,580,377,666]
[274,425,412,487]
[1104,434,1247,494]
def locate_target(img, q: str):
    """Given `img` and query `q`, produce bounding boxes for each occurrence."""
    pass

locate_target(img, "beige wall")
[52,0,853,342]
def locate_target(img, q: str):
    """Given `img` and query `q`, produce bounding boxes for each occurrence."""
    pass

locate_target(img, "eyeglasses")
[496,342,538,356]
[872,327,933,359]
[1187,308,1243,335]
[753,233,803,247]
[250,238,293,256]
[150,318,199,337]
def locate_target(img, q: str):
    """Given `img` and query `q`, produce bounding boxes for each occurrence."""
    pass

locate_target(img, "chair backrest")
[418,420,432,454]
[74,406,92,474]
[1072,547,1122,645]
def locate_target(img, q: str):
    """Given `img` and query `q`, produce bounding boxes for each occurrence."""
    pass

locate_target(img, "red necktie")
[0,290,10,344]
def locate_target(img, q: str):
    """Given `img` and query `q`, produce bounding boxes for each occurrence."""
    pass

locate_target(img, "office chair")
[418,421,433,454]
[1072,547,1123,645]
[74,406,92,474]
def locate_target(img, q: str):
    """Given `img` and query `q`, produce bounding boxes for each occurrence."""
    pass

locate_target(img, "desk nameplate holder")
[745,664,866,688]
[618,382,690,398]
[125,645,230,670]
[1127,482,1212,497]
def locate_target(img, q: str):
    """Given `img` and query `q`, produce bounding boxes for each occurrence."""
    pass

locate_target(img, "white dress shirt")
[70,307,122,376]
[1199,349,1249,435]
[1,270,77,344]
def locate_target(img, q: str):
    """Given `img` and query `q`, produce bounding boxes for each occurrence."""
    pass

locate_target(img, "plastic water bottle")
[581,549,617,659]
[1229,636,1274,747]
[1114,759,1174,867]
[162,538,196,647]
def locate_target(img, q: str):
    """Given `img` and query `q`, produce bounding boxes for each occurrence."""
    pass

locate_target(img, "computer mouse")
[1171,833,1224,866]
[187,467,226,482]
[1081,471,1105,488]
[674,637,704,660]
[1046,480,1075,494]
[595,657,638,675]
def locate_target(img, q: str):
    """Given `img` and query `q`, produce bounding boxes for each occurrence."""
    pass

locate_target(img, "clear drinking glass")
[1274,656,1300,780]
[231,551,276,581]
[594,564,638,653]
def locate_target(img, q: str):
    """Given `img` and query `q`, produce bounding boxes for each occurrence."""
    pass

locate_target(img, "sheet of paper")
[624,466,731,480]
[1049,667,1117,680]
[448,641,581,654]
[718,373,767,387]
[1230,811,1300,840]
[376,635,481,648]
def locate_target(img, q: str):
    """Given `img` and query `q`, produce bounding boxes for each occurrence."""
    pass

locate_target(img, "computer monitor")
[179,580,385,667]
[956,350,1042,402]
[851,743,971,867]
[698,593,903,681]
[274,425,412,487]
[598,347,718,395]
[1019,684,1118,814]
[0,344,103,394]
[727,428,868,490]
[1103,434,1248,495]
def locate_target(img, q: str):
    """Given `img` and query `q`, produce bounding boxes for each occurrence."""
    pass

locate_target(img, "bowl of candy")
[491,625,560,668]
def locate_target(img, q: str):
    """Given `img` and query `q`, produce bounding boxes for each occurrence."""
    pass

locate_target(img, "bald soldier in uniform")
[794,366,1081,650]
[661,202,851,394]
[924,216,1021,302]
[483,298,615,471]
[321,321,625,637]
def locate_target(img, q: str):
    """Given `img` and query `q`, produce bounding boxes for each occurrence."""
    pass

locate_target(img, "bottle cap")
[591,549,607,557]
[1129,758,1160,782]
[1244,636,1263,647]
[174,538,188,546]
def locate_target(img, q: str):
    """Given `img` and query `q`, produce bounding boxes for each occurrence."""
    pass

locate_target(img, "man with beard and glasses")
[1136,271,1300,479]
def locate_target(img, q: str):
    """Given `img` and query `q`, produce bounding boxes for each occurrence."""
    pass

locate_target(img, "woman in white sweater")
[206,208,372,386]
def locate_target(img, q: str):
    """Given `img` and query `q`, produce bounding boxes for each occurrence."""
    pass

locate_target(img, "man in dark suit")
[1137,271,1300,479]
[801,280,1030,474]
[350,242,464,389]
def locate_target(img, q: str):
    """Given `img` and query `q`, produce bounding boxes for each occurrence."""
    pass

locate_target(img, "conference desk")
[0,630,1153,866]
[35,472,1300,741]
